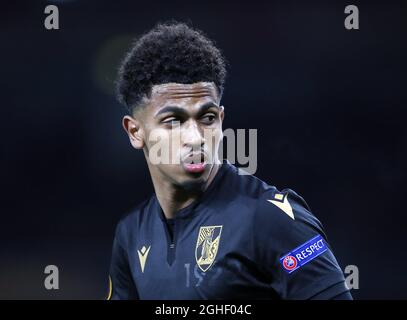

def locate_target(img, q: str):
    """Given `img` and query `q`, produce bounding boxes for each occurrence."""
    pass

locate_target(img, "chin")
[176,171,209,191]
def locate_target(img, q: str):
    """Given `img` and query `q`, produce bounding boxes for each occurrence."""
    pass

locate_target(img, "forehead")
[147,82,219,110]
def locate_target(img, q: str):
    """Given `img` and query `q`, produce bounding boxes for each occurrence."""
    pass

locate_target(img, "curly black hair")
[116,22,227,113]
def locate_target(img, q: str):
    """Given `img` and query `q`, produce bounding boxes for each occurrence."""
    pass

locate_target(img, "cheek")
[145,128,169,148]
[169,128,182,146]
[148,127,187,166]
[204,128,223,145]
[214,127,223,141]
[145,128,172,163]
[200,128,222,160]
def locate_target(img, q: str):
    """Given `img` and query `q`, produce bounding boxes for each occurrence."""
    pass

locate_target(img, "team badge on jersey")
[280,234,328,274]
[195,225,222,272]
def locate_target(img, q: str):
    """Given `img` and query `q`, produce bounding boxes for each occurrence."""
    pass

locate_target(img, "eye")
[201,113,216,124]
[161,117,181,126]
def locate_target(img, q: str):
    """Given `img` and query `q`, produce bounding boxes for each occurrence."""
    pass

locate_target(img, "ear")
[122,115,145,149]
[219,105,225,122]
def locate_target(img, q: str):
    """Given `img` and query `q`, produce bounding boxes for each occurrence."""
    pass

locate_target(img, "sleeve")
[107,219,139,300]
[330,290,353,300]
[253,188,351,300]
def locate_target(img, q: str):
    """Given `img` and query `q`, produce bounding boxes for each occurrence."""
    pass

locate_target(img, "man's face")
[123,82,224,189]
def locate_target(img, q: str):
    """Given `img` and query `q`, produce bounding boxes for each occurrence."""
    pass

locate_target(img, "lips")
[181,152,207,174]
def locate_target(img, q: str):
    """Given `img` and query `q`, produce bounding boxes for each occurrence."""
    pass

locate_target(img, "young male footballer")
[108,22,352,300]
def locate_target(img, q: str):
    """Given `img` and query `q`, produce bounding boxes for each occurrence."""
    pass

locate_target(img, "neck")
[148,163,221,219]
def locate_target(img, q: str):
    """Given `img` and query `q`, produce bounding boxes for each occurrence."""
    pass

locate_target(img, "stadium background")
[0,0,406,299]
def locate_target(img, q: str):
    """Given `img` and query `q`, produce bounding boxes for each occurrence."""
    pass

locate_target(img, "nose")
[182,119,205,150]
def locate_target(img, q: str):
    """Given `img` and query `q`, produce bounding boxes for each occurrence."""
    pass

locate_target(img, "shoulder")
[227,164,321,225]
[223,163,271,196]
[254,187,324,236]
[232,167,326,247]
[114,196,155,244]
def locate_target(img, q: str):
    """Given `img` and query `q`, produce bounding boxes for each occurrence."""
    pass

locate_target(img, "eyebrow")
[154,102,220,118]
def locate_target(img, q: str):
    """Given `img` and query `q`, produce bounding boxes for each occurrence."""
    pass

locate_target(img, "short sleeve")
[253,188,350,299]
[108,219,139,300]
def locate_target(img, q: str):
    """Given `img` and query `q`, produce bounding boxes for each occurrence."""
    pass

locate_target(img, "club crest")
[195,225,222,272]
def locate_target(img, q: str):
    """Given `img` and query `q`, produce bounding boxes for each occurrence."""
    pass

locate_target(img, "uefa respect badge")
[280,234,328,274]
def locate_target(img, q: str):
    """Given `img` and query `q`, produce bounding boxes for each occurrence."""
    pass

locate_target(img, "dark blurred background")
[0,0,405,299]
